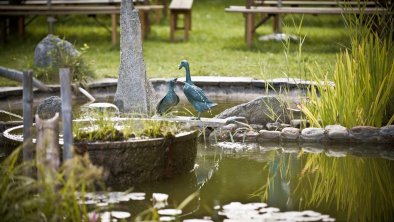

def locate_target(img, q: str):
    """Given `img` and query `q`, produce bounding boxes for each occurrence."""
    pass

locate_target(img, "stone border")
[0,76,317,101]
[209,124,394,144]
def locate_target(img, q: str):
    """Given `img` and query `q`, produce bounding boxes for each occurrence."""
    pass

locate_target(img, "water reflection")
[198,143,394,221]
[87,142,393,221]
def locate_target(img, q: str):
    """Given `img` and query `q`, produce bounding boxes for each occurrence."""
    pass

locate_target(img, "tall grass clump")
[0,147,103,221]
[299,12,394,127]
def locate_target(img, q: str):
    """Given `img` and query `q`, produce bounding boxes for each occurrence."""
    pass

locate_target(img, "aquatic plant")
[299,13,394,127]
[73,110,183,142]
[0,147,103,221]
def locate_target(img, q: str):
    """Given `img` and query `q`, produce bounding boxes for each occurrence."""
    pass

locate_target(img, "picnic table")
[226,0,389,47]
[0,0,164,45]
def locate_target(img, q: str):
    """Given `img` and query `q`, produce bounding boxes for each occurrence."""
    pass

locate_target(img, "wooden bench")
[226,1,388,47]
[169,0,193,41]
[0,0,164,45]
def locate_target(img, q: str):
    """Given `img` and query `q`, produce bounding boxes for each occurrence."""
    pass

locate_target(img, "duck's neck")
[184,64,192,84]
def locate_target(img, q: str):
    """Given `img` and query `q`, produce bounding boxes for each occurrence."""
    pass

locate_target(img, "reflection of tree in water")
[256,150,394,221]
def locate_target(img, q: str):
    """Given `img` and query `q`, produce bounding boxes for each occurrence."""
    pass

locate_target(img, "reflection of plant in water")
[0,147,103,221]
[294,153,394,221]
[253,150,394,221]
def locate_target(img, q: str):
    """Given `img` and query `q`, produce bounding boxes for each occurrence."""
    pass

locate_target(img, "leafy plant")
[0,147,103,221]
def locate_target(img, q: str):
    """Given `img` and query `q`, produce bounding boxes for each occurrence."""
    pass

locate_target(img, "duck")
[156,78,180,115]
[178,60,217,120]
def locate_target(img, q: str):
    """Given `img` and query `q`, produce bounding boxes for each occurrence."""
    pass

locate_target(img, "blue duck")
[156,78,180,115]
[178,60,217,119]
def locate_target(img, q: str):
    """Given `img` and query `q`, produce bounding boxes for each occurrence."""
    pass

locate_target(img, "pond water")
[85,142,394,221]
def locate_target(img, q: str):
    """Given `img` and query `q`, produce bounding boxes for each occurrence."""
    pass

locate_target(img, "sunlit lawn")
[0,0,350,86]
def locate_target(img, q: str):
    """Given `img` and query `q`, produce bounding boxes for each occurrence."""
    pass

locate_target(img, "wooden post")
[35,113,60,182]
[111,14,117,46]
[23,70,34,176]
[59,68,73,161]
[245,13,254,47]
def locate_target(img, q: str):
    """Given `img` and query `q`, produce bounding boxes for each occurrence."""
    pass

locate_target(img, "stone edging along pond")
[208,123,394,145]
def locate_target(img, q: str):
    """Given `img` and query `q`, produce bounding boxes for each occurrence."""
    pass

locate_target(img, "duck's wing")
[183,83,214,104]
[156,94,170,114]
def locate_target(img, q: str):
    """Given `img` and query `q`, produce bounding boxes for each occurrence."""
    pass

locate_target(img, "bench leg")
[245,13,254,47]
[139,12,146,39]
[170,11,176,42]
[184,11,191,40]
[0,17,6,44]
[273,15,282,33]
[111,14,117,46]
[18,16,25,39]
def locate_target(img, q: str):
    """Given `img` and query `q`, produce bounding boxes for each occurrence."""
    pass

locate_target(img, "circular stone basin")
[75,130,198,185]
[3,124,198,185]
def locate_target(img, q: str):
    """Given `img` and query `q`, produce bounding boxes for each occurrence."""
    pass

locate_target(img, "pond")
[1,98,393,221]
[81,142,393,221]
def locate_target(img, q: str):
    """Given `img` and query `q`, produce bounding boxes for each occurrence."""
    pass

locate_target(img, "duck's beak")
[178,64,182,69]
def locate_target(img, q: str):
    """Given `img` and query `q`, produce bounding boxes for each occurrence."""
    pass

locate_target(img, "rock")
[224,116,248,124]
[36,96,62,119]
[113,3,157,114]
[216,96,296,125]
[290,119,310,128]
[243,131,259,142]
[221,123,238,132]
[281,127,300,141]
[379,125,394,140]
[349,126,380,142]
[325,125,348,140]
[301,127,325,142]
[258,130,281,141]
[250,124,264,131]
[34,34,80,69]
[208,129,231,142]
[266,122,290,131]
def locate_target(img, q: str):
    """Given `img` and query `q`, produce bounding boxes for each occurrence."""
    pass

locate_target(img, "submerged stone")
[301,127,325,142]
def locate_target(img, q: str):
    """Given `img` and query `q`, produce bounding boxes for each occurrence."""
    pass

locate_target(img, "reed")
[299,14,394,127]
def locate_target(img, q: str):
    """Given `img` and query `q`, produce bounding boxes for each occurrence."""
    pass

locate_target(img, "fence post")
[23,70,33,176]
[35,113,60,182]
[59,68,73,161]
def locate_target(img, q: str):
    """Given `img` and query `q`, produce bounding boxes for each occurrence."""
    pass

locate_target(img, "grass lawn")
[0,0,351,87]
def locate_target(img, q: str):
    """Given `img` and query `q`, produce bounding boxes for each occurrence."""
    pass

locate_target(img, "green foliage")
[0,147,103,221]
[33,40,94,85]
[300,14,394,127]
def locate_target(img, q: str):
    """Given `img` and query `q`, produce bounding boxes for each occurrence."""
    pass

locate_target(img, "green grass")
[0,0,350,86]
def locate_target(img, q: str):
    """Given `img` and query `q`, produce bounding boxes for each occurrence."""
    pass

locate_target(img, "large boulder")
[215,96,298,125]
[36,96,62,119]
[34,34,80,69]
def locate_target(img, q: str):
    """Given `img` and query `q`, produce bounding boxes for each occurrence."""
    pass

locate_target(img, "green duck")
[156,78,180,115]
[178,60,217,119]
